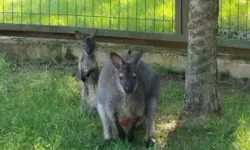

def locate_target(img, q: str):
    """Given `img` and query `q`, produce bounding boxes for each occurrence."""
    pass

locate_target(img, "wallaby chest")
[115,94,145,124]
[80,76,97,108]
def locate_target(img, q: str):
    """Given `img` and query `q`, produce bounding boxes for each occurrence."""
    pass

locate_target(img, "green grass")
[1,55,250,150]
[0,0,249,35]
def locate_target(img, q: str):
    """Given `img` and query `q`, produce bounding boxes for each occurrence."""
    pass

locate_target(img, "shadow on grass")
[163,93,250,150]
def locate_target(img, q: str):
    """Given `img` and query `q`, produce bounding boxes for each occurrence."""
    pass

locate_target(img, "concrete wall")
[0,36,250,79]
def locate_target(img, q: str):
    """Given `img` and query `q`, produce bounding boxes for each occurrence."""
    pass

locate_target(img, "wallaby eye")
[119,73,124,80]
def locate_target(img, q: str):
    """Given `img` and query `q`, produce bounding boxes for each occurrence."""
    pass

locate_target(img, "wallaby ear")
[110,52,124,69]
[89,29,98,39]
[132,49,143,66]
[125,50,132,61]
[74,30,85,40]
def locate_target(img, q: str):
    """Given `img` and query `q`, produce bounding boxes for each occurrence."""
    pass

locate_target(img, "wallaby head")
[110,49,143,94]
[74,29,99,82]
[75,29,98,55]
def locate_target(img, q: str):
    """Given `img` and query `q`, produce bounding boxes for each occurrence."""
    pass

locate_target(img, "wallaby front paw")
[145,137,155,148]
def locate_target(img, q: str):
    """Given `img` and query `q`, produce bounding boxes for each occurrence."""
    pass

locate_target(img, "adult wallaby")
[96,49,159,148]
[74,29,99,113]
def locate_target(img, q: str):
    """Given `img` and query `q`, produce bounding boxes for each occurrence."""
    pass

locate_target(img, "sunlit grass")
[233,116,250,150]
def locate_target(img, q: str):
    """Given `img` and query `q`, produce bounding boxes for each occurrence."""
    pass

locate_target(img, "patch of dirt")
[8,58,78,73]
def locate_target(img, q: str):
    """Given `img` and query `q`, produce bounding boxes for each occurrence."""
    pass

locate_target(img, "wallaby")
[96,49,159,148]
[74,29,99,113]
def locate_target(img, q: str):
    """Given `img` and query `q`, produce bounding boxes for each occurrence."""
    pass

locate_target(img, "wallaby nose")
[85,69,95,77]
[124,85,134,94]
[85,48,93,55]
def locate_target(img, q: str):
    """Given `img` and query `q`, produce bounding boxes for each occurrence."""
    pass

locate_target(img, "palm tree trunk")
[182,0,222,119]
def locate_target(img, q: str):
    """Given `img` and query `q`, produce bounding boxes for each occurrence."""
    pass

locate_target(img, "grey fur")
[75,29,99,113]
[96,49,159,148]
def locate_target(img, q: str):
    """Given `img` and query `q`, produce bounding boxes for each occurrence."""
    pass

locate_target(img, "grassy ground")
[1,54,250,150]
[0,0,249,34]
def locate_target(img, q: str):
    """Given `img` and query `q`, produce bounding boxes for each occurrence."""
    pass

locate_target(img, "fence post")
[181,0,189,36]
[175,0,182,35]
[175,0,189,37]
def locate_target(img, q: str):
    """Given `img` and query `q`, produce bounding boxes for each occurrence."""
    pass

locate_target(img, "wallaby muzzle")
[80,69,96,82]
[84,40,94,55]
[123,83,136,94]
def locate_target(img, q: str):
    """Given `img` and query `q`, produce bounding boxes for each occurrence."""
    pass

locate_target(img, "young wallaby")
[96,49,159,148]
[74,29,99,113]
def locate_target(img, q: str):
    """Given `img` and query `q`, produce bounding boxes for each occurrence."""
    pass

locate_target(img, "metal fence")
[219,0,250,40]
[0,0,249,49]
[0,0,176,33]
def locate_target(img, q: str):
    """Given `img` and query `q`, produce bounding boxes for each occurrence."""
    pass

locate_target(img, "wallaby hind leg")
[145,98,157,148]
[127,125,136,143]
[80,82,88,113]
[114,113,126,140]
[145,116,156,148]
[97,103,113,140]
[80,82,97,114]
[88,84,98,113]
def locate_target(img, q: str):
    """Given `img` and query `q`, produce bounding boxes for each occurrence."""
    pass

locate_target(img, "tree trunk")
[182,0,221,119]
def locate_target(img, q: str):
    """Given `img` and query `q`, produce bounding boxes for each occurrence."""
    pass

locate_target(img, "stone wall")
[0,36,250,79]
